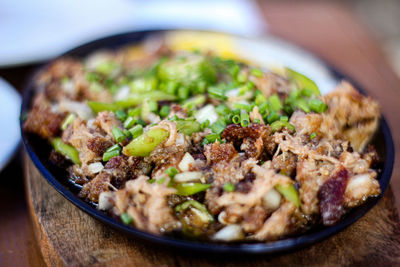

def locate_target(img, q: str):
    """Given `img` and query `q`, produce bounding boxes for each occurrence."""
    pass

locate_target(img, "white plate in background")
[0,78,21,171]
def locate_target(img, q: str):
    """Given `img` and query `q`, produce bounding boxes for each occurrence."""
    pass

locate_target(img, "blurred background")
[1,0,400,265]
[1,0,400,76]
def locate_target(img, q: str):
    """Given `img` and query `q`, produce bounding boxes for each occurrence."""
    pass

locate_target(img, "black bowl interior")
[20,30,395,255]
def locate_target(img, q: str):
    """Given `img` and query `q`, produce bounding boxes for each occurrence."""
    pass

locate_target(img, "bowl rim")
[20,29,395,255]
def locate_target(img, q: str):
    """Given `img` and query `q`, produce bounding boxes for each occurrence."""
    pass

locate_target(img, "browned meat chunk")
[79,155,147,202]
[23,94,66,139]
[321,82,380,152]
[318,168,349,225]
[204,143,238,165]
[221,123,271,159]
[93,111,123,140]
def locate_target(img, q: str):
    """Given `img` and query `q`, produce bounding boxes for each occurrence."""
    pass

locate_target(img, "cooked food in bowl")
[23,39,381,242]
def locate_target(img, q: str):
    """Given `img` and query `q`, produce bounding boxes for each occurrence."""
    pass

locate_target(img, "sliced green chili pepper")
[52,138,81,165]
[87,91,176,113]
[176,120,201,136]
[286,67,320,96]
[175,183,212,196]
[123,128,169,157]
[175,200,214,222]
[120,212,133,225]
[275,183,300,208]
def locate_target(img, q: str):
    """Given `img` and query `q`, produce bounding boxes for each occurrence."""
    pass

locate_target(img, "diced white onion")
[114,85,130,101]
[98,191,114,210]
[226,88,239,97]
[213,224,244,241]
[191,208,211,223]
[174,171,203,183]
[262,188,282,210]
[85,51,112,70]
[195,104,218,124]
[175,133,186,146]
[59,100,94,120]
[178,152,195,171]
[88,162,104,174]
[218,211,229,225]
[61,80,75,94]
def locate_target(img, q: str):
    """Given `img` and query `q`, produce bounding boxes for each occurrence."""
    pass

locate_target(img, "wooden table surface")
[1,1,400,266]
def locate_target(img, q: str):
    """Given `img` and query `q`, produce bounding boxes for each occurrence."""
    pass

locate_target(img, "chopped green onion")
[136,118,146,126]
[96,61,117,76]
[208,86,227,100]
[157,177,166,184]
[279,116,289,122]
[120,213,133,225]
[251,68,263,77]
[270,121,296,133]
[115,110,127,121]
[215,104,230,115]
[210,118,226,134]
[223,182,235,192]
[165,167,179,178]
[255,94,267,106]
[52,138,81,165]
[200,119,210,130]
[86,72,101,82]
[258,101,269,114]
[148,179,156,184]
[164,81,179,95]
[240,110,250,127]
[123,128,169,157]
[175,183,212,196]
[112,126,125,142]
[310,132,317,140]
[236,71,248,83]
[106,144,121,153]
[61,114,76,130]
[103,149,120,162]
[128,125,143,139]
[309,99,327,113]
[202,133,222,145]
[233,103,252,112]
[254,119,261,124]
[123,116,136,129]
[178,86,190,100]
[159,105,171,118]
[268,94,283,112]
[128,107,141,117]
[183,95,206,108]
[148,101,158,113]
[232,114,240,124]
[294,98,310,113]
[267,111,279,124]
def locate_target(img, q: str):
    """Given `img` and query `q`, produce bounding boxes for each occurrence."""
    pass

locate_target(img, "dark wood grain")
[25,156,400,266]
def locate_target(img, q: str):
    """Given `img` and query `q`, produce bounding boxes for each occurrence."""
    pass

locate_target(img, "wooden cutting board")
[25,156,400,266]
[23,2,400,266]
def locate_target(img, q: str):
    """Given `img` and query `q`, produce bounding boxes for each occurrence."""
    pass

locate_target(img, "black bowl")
[20,30,395,255]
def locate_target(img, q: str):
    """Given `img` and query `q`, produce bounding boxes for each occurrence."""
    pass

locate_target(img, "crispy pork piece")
[321,81,380,152]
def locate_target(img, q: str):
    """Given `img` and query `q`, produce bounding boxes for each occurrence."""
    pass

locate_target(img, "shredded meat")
[114,175,179,234]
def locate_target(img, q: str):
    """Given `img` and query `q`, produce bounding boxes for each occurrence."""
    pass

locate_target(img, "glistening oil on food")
[23,35,382,243]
